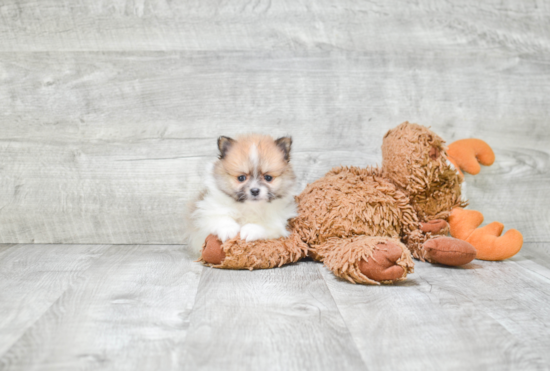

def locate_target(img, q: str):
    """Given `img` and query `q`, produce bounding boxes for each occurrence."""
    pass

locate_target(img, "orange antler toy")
[447,139,523,260]
[447,139,495,176]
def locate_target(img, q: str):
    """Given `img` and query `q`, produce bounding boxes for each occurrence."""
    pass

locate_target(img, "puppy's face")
[213,134,295,202]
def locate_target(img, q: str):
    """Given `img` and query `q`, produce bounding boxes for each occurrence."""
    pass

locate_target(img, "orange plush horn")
[447,139,495,175]
[449,208,523,261]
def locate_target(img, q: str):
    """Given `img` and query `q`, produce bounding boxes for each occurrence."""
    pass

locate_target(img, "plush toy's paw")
[201,234,226,265]
[423,236,476,266]
[240,223,268,242]
[447,138,495,175]
[449,207,523,261]
[358,242,406,282]
[318,236,414,285]
[215,220,241,242]
[420,219,449,235]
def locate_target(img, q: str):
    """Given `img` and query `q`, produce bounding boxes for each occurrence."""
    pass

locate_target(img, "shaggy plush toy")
[200,122,523,284]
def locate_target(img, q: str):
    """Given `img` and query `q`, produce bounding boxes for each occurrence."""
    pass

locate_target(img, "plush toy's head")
[381,122,465,221]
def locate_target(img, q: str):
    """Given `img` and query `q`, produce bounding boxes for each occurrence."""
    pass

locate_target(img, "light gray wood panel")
[321,259,550,371]
[0,0,548,52]
[1,51,549,147]
[181,263,366,371]
[1,50,549,243]
[510,242,550,281]
[0,145,380,244]
[464,147,550,242]
[0,244,202,371]
[1,244,550,370]
[0,244,107,355]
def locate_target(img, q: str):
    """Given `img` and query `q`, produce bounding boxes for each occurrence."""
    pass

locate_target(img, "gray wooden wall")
[0,0,548,244]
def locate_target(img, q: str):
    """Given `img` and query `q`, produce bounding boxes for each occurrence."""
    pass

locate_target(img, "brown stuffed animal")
[200,122,523,284]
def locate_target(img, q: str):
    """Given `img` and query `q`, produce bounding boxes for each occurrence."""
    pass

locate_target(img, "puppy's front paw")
[215,221,241,243]
[240,224,268,242]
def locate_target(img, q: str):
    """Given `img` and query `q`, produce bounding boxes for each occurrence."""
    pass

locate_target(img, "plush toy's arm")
[200,232,308,270]
[311,236,414,284]
[447,138,495,176]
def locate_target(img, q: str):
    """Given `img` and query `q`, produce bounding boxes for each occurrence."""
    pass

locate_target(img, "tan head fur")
[213,134,296,202]
[381,122,465,221]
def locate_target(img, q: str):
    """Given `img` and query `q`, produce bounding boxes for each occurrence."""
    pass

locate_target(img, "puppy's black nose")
[250,188,260,196]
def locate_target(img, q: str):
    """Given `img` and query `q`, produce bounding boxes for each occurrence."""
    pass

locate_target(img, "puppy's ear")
[217,136,235,159]
[275,136,292,162]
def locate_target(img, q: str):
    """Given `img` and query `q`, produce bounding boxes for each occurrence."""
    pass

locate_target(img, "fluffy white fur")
[447,158,468,200]
[186,162,298,254]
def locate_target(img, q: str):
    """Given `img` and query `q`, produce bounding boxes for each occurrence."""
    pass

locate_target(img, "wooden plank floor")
[0,243,549,370]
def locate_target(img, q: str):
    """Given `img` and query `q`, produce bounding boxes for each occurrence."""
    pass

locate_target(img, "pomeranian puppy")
[186,134,298,253]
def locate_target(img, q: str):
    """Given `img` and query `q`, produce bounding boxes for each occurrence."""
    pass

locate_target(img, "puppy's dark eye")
[264,175,273,182]
[237,175,246,182]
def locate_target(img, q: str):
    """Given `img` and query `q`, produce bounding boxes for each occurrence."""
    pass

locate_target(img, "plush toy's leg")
[421,236,476,266]
[416,218,477,265]
[311,236,415,285]
[447,138,495,176]
[200,232,309,270]
[449,207,523,261]
[412,218,476,266]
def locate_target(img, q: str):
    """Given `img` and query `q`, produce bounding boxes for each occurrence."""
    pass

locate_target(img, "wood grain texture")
[0,48,549,243]
[463,148,550,242]
[1,1,550,370]
[510,242,550,281]
[0,0,548,53]
[0,244,107,356]
[320,259,550,371]
[180,262,366,371]
[0,0,549,243]
[2,245,550,370]
[0,244,202,371]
